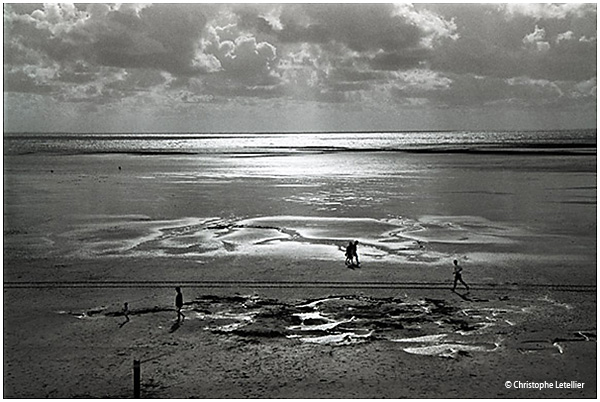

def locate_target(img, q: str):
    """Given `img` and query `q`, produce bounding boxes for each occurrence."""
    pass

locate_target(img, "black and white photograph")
[3,3,597,398]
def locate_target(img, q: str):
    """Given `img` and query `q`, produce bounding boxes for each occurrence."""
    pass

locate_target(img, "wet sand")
[3,151,597,398]
[3,256,596,398]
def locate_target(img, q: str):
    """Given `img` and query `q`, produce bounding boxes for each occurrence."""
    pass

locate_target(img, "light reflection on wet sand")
[58,292,596,359]
[54,214,541,266]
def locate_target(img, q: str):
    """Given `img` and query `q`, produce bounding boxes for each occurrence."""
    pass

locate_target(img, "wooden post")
[133,359,141,398]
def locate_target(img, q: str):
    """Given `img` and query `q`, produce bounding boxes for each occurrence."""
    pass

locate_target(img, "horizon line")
[4,127,597,135]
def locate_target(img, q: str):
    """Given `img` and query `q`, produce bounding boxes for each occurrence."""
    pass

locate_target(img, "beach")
[3,141,597,398]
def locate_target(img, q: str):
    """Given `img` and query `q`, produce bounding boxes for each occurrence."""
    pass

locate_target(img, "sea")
[3,129,597,156]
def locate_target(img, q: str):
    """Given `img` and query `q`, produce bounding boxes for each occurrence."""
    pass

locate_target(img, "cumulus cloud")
[5,4,211,79]
[574,77,597,97]
[522,25,551,52]
[206,31,278,84]
[429,3,596,82]
[393,4,459,48]
[3,3,597,119]
[556,30,575,44]
[267,3,457,73]
[502,3,595,20]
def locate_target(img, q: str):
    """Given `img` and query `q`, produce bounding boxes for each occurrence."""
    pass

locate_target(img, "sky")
[3,3,597,133]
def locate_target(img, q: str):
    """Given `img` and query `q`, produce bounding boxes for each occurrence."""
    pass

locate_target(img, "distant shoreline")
[4,129,596,157]
[3,127,597,136]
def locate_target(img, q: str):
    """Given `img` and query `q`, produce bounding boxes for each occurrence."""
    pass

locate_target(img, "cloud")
[91,4,209,74]
[107,69,167,92]
[3,66,54,94]
[392,72,595,111]
[522,25,551,52]
[5,4,211,77]
[277,4,456,52]
[206,31,278,84]
[267,3,458,73]
[556,30,575,44]
[502,3,595,20]
[4,3,223,106]
[3,3,596,126]
[428,4,596,82]
[207,4,459,103]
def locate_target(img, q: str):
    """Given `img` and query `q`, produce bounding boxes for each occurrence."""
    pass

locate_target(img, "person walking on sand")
[351,240,360,266]
[452,259,469,292]
[345,241,354,266]
[119,302,130,328]
[175,287,185,322]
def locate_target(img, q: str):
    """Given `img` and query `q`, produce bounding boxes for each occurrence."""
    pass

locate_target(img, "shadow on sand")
[169,320,182,333]
[452,290,489,302]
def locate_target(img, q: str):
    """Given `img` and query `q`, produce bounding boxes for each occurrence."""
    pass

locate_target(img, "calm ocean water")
[3,129,596,155]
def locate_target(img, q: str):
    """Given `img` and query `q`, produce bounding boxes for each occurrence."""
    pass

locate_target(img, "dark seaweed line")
[3,281,595,292]
[5,146,597,157]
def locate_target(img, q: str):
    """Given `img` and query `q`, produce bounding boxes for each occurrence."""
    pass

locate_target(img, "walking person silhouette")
[345,240,360,267]
[351,240,360,266]
[119,302,130,328]
[345,241,354,266]
[452,259,469,292]
[175,287,185,322]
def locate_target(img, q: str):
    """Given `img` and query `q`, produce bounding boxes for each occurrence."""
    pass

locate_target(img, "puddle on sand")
[63,293,593,359]
[292,331,374,345]
[56,214,529,265]
[391,334,448,343]
[402,342,499,358]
